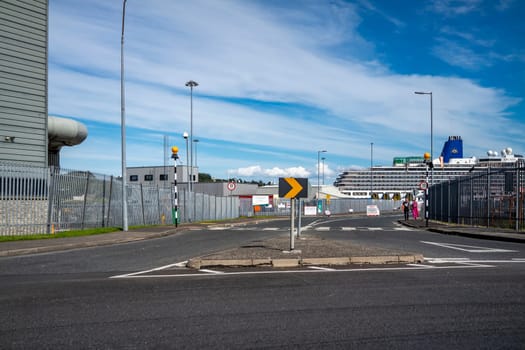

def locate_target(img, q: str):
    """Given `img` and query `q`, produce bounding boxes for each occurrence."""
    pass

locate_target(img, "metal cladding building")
[0,0,86,168]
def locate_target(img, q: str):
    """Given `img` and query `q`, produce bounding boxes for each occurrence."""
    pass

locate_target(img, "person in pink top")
[412,200,419,220]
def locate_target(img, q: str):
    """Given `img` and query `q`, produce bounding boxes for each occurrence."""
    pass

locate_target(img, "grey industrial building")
[126,165,262,196]
[126,165,198,189]
[1,0,86,168]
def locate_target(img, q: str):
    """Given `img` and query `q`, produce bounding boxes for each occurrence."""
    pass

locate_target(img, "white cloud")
[429,0,483,16]
[232,165,311,179]
[236,166,263,177]
[48,0,524,181]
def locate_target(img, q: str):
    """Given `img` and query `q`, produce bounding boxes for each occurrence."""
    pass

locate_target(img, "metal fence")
[1,162,408,237]
[239,197,402,217]
[0,163,239,236]
[429,164,525,231]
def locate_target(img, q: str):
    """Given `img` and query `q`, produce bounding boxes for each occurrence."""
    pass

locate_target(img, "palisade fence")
[0,163,239,236]
[239,197,402,217]
[1,161,406,236]
[429,163,525,231]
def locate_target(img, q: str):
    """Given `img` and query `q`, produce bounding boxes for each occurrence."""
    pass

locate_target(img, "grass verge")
[0,227,122,242]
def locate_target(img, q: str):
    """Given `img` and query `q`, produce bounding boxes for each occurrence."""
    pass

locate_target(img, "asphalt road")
[1,214,524,349]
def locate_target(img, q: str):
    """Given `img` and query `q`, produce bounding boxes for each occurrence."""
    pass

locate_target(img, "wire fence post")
[516,161,520,231]
[81,174,90,230]
[46,167,55,234]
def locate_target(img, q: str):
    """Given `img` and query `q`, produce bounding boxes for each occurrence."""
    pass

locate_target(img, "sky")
[49,0,525,185]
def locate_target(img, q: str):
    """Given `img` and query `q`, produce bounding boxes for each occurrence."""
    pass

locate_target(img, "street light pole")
[120,0,128,231]
[183,132,190,222]
[183,132,189,187]
[416,91,433,226]
[321,157,325,185]
[185,80,198,192]
[370,142,373,199]
[317,150,326,214]
[415,91,433,184]
[193,139,199,178]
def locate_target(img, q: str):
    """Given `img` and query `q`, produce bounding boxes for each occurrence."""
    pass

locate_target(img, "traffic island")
[186,234,423,269]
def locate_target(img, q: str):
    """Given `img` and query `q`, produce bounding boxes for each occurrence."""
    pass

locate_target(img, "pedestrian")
[402,199,409,221]
[412,199,419,220]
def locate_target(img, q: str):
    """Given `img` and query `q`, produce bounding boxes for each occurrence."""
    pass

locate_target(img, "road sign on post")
[279,177,308,198]
[227,181,236,192]
[279,178,308,252]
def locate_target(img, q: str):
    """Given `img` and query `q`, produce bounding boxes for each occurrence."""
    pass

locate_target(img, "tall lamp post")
[317,150,327,214]
[183,132,189,188]
[183,132,190,222]
[193,139,199,180]
[120,0,128,231]
[414,91,433,184]
[370,142,373,199]
[185,80,198,191]
[321,157,326,185]
[416,91,433,227]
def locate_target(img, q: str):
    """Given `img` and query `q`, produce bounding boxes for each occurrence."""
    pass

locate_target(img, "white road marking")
[456,260,525,264]
[308,266,336,271]
[407,263,434,268]
[110,261,188,279]
[111,263,490,279]
[262,227,280,231]
[425,257,470,263]
[199,269,225,274]
[421,241,518,253]
[110,258,505,279]
[425,257,525,265]
[294,226,390,231]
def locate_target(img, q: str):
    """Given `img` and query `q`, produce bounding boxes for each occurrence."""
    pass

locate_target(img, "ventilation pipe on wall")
[48,116,88,167]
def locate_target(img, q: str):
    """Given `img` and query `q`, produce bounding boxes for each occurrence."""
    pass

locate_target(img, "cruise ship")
[334,136,523,199]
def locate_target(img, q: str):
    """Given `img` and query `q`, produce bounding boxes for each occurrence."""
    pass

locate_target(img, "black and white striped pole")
[171,146,180,227]
[423,152,433,227]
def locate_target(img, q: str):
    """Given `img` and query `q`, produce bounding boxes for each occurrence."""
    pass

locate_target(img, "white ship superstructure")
[334,136,523,199]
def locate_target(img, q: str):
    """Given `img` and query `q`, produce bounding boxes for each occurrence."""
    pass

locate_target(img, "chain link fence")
[429,163,525,231]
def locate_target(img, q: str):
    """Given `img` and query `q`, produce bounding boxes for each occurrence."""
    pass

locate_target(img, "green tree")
[198,173,213,182]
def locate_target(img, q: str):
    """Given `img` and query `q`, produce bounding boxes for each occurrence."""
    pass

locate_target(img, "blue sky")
[49,0,525,185]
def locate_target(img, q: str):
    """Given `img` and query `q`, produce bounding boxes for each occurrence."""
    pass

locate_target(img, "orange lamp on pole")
[171,146,179,160]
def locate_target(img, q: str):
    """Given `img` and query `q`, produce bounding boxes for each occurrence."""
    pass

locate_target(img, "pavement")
[1,216,524,269]
[401,218,525,243]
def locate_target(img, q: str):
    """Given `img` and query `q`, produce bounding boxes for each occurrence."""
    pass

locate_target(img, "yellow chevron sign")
[279,177,308,198]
